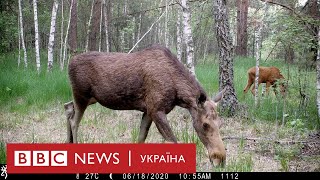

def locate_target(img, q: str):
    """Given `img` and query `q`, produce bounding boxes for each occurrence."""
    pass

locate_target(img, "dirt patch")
[300,131,320,156]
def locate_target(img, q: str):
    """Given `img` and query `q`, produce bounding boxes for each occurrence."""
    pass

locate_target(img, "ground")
[0,102,319,172]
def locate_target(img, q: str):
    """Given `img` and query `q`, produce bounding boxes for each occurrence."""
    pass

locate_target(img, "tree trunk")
[18,0,27,68]
[99,0,103,52]
[131,17,135,48]
[254,1,268,106]
[69,0,77,56]
[85,0,95,52]
[17,3,21,67]
[62,0,73,70]
[176,5,182,62]
[88,0,102,51]
[33,0,40,74]
[181,0,195,76]
[307,0,320,67]
[103,0,109,52]
[235,0,248,57]
[107,0,112,51]
[59,0,64,70]
[284,45,295,64]
[135,2,142,50]
[213,0,239,116]
[254,24,261,106]
[316,26,320,119]
[165,0,169,48]
[47,0,59,72]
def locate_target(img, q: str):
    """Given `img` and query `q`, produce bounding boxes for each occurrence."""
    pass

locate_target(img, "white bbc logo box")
[14,151,68,166]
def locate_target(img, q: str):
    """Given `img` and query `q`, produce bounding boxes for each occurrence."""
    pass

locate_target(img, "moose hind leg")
[64,101,75,143]
[150,111,177,143]
[70,99,89,143]
[138,113,152,143]
[243,75,253,94]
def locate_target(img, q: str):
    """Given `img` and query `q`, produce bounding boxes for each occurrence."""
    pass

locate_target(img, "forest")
[0,0,319,172]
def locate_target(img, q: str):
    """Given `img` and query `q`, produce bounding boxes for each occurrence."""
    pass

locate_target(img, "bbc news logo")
[7,143,196,174]
[14,151,67,166]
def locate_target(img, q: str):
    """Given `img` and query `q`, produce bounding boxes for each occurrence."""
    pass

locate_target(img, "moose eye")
[203,123,210,131]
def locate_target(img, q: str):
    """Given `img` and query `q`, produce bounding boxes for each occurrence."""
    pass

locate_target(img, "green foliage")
[214,153,253,172]
[268,11,320,65]
[0,10,18,53]
[0,142,5,164]
[274,144,301,172]
[0,51,72,113]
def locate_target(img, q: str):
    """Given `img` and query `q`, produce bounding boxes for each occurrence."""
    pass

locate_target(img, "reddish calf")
[243,66,286,96]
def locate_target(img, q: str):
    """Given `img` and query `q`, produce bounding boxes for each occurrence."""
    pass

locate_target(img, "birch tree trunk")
[103,0,109,52]
[33,0,41,74]
[131,17,135,48]
[254,1,268,106]
[213,0,239,116]
[136,2,142,50]
[181,0,195,76]
[120,31,125,51]
[164,0,169,47]
[85,0,95,52]
[18,0,27,68]
[176,6,182,62]
[254,24,261,106]
[47,0,59,72]
[61,0,73,70]
[18,9,21,67]
[99,0,103,52]
[316,26,320,118]
[59,0,64,69]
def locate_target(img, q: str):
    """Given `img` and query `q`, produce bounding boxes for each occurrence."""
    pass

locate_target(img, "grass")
[0,142,5,164]
[0,50,319,171]
[213,153,254,172]
[1,51,318,129]
[0,52,72,114]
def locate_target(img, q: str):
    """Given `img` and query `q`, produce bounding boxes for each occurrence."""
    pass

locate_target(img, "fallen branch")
[128,10,166,53]
[222,136,319,145]
[264,39,280,62]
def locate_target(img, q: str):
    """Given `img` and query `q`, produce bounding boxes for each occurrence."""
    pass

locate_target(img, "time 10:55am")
[179,173,211,180]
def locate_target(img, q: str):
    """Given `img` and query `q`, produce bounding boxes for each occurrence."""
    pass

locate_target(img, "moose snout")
[208,150,226,167]
[206,139,226,167]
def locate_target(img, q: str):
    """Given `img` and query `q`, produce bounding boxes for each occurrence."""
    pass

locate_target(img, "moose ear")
[213,88,226,103]
[198,93,207,106]
[64,101,74,111]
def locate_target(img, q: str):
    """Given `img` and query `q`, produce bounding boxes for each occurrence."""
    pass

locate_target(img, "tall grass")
[0,51,318,128]
[0,52,72,114]
[0,142,5,164]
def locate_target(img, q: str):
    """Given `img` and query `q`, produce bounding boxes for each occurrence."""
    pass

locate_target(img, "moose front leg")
[151,111,177,143]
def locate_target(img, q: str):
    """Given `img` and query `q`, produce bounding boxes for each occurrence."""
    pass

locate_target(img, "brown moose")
[243,66,286,96]
[64,45,226,166]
